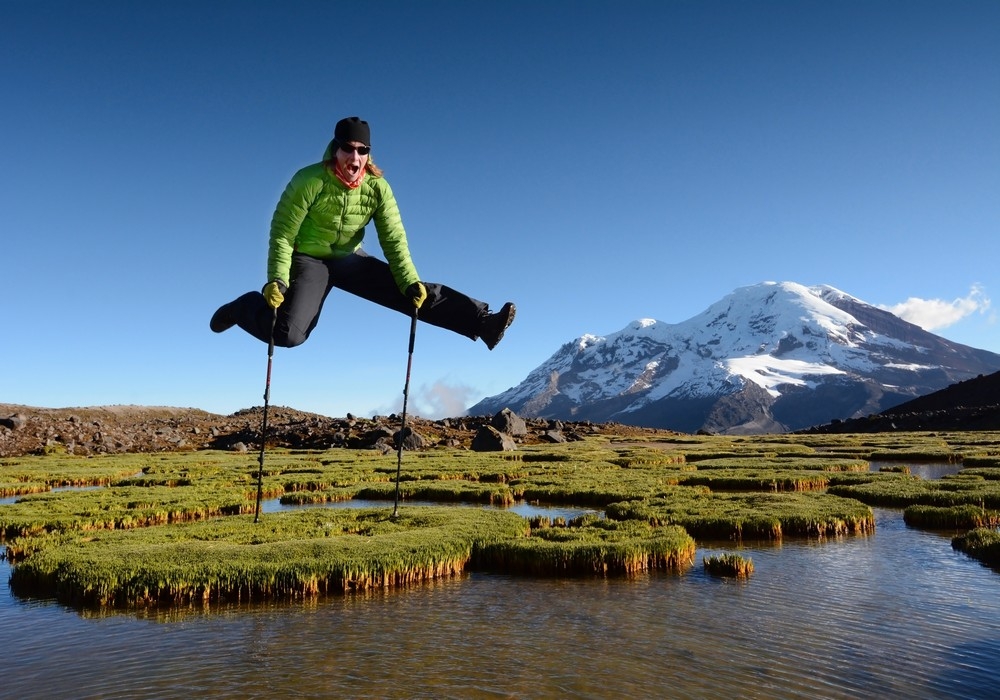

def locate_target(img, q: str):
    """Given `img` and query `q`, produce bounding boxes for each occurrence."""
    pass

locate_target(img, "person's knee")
[274,327,308,348]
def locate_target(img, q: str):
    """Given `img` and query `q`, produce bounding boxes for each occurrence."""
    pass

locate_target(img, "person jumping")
[210,116,516,350]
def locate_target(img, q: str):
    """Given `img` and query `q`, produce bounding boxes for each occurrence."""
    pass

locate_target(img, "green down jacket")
[266,146,419,293]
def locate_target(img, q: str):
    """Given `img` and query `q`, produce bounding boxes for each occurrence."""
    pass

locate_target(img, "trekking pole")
[392,308,418,519]
[254,308,278,523]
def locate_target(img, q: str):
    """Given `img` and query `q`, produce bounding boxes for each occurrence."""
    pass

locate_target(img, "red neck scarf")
[333,161,366,189]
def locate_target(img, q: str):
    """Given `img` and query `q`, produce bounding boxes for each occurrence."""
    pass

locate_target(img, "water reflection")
[264,496,601,522]
[868,461,963,480]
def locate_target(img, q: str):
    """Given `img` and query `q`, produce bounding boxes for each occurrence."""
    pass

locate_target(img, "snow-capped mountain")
[468,282,1000,434]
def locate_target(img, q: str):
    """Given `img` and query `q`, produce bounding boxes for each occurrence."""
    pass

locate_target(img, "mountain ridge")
[800,370,1000,433]
[469,281,1000,433]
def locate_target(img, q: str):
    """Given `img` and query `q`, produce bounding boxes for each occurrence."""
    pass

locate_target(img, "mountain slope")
[800,370,1000,433]
[469,282,1000,434]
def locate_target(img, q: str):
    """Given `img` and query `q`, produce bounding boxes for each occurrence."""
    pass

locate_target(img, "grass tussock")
[952,527,1000,570]
[963,456,1000,469]
[904,505,1000,530]
[879,465,911,474]
[9,508,529,607]
[478,518,695,576]
[0,482,50,498]
[704,553,754,579]
[0,485,250,541]
[830,473,1000,510]
[607,492,874,540]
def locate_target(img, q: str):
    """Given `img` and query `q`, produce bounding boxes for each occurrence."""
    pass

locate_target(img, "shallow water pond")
[3,509,999,698]
[868,460,963,480]
[264,496,602,522]
[2,463,999,698]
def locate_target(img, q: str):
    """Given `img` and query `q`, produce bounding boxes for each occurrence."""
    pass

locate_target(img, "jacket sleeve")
[372,178,420,293]
[267,168,322,286]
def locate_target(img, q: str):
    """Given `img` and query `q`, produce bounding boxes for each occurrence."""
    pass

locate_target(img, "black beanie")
[334,117,371,147]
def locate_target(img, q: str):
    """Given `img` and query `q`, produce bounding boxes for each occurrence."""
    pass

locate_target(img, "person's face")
[336,141,369,183]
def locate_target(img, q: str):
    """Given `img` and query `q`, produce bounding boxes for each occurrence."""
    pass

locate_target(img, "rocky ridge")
[799,371,1000,433]
[0,404,668,459]
[3,369,998,457]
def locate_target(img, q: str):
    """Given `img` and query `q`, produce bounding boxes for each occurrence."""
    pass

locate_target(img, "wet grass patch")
[952,527,1000,570]
[671,456,880,493]
[0,454,149,488]
[478,518,695,576]
[704,553,754,579]
[830,473,1000,510]
[9,508,530,607]
[904,505,1000,530]
[0,484,250,541]
[607,491,874,540]
[1,481,50,498]
[677,469,834,492]
[688,456,868,472]
[7,507,701,606]
[879,465,911,474]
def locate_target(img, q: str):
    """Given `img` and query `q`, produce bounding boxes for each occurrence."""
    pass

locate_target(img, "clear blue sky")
[3,1,998,419]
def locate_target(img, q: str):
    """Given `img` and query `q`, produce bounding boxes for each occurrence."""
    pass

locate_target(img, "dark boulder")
[491,408,527,437]
[394,427,427,451]
[0,413,26,430]
[471,425,517,452]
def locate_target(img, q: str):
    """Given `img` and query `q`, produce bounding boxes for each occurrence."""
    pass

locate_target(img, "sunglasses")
[338,143,370,156]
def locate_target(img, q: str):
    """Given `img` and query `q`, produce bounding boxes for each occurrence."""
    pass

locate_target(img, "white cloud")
[368,379,477,420]
[370,379,479,420]
[416,379,479,419]
[374,379,476,420]
[879,285,992,331]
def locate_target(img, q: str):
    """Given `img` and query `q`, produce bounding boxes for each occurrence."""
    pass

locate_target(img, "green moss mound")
[904,505,1000,530]
[480,517,695,576]
[607,492,874,539]
[952,527,1000,569]
[704,553,754,579]
[10,508,529,607]
[830,473,1000,509]
[8,507,700,607]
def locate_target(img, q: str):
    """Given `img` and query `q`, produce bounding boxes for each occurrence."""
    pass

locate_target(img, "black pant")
[231,250,488,347]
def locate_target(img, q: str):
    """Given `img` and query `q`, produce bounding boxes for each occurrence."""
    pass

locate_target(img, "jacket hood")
[322,139,336,161]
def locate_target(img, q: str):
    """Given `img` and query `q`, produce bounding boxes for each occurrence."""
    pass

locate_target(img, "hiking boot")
[480,302,516,350]
[210,301,237,333]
